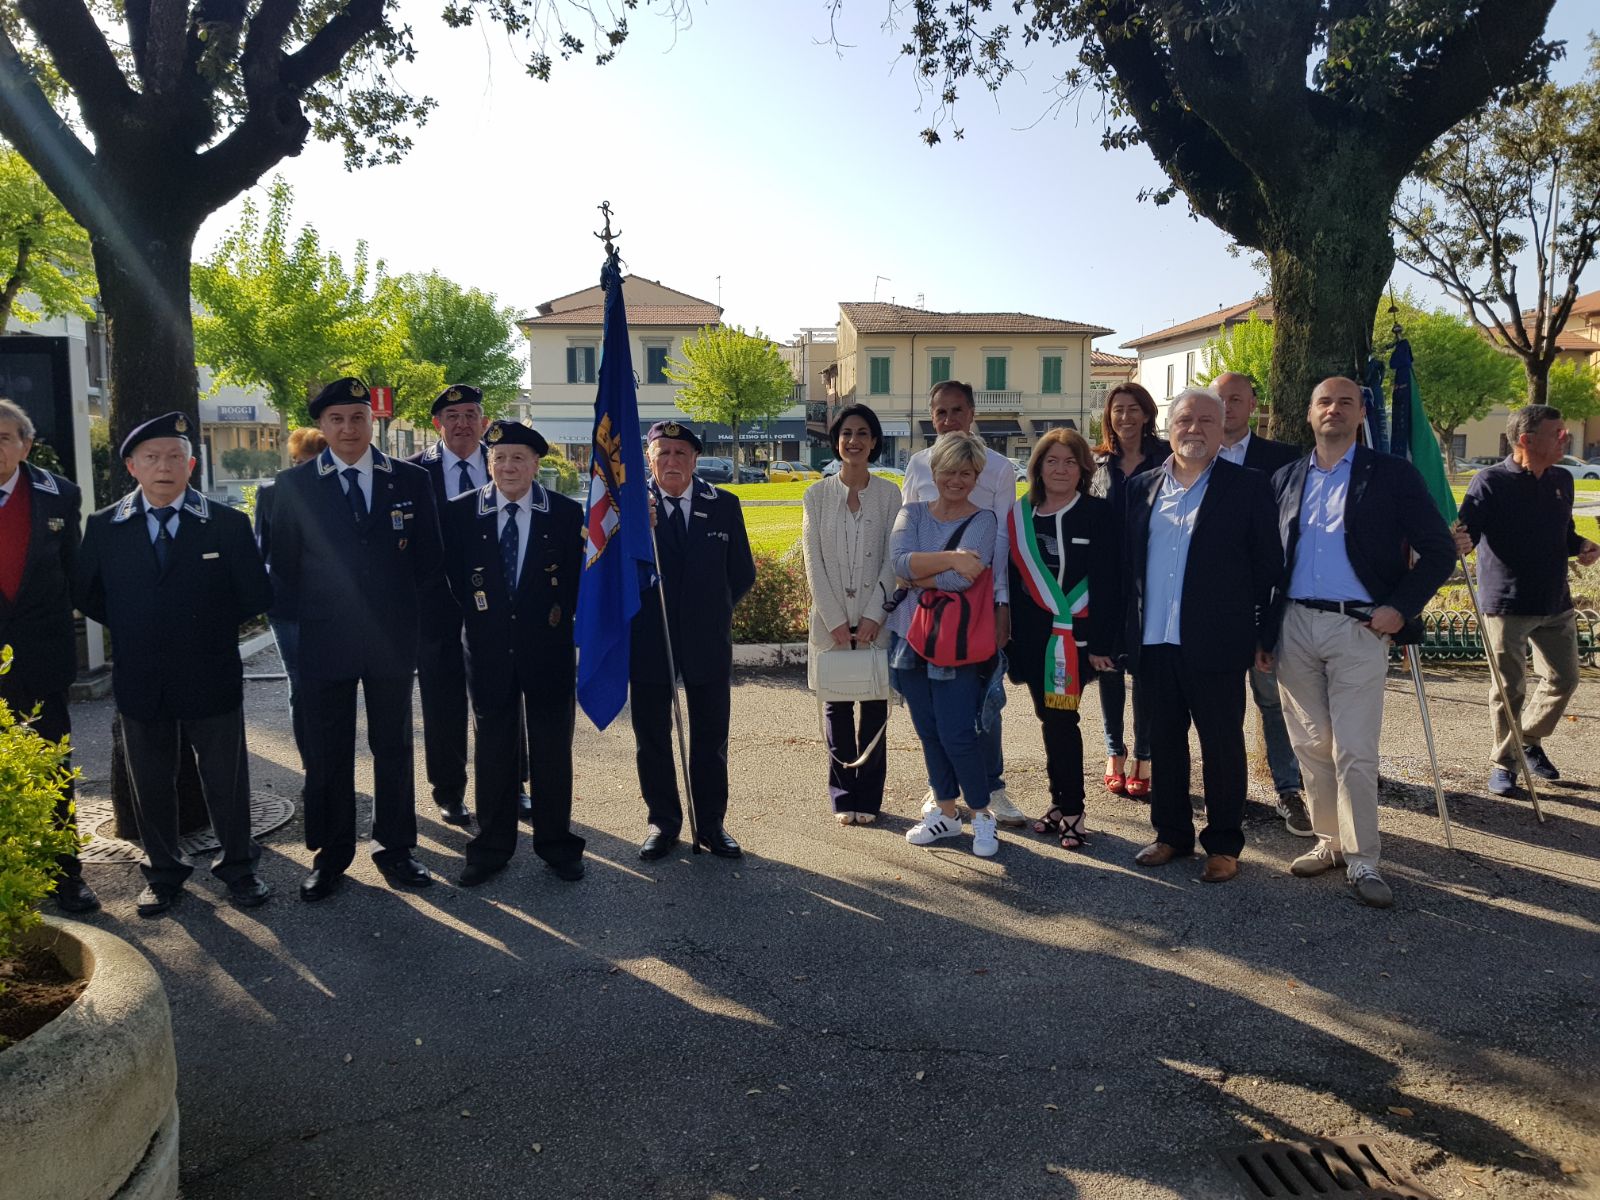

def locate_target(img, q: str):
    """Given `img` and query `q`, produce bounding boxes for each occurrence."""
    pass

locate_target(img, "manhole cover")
[77,792,296,865]
[1219,1137,1438,1199]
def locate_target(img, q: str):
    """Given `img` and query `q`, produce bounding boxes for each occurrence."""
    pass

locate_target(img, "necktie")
[456,460,474,498]
[667,496,687,542]
[343,467,367,522]
[500,502,521,588]
[151,506,175,571]
[0,488,9,508]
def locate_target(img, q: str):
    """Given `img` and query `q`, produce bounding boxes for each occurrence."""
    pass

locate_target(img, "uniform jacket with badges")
[409,440,487,624]
[75,488,272,720]
[441,482,582,708]
[0,463,82,699]
[630,476,756,688]
[263,448,442,680]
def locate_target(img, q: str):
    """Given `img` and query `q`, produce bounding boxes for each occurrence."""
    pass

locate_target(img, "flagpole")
[649,516,701,852]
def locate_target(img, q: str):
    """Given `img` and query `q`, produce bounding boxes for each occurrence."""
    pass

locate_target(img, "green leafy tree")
[664,326,797,467]
[0,148,95,334]
[396,271,524,420]
[1198,313,1276,421]
[893,1,1560,435]
[1395,37,1600,407]
[1533,357,1600,423]
[347,273,448,435]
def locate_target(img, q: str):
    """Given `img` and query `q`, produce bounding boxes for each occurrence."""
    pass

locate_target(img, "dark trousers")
[1,685,82,881]
[467,680,584,869]
[1137,644,1247,858]
[631,678,732,837]
[300,674,418,873]
[824,699,888,815]
[416,616,469,806]
[1023,676,1086,817]
[268,617,308,770]
[121,707,259,889]
[1098,667,1151,760]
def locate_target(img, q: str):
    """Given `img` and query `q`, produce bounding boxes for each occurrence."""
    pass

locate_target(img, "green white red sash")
[1009,499,1089,711]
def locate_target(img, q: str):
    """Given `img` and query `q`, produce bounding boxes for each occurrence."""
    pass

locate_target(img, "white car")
[1555,455,1600,481]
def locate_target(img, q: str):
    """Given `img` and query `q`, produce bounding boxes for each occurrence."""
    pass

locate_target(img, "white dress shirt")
[442,444,486,498]
[496,488,532,584]
[140,489,183,542]
[658,484,693,528]
[900,443,1013,602]
[1218,432,1252,466]
[331,446,374,510]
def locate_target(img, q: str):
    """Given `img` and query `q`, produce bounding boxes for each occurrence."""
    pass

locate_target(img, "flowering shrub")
[732,547,810,644]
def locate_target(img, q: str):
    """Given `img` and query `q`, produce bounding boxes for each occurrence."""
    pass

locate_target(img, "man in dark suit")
[631,421,756,860]
[0,399,97,913]
[75,413,275,916]
[1213,371,1309,837]
[265,378,442,901]
[1269,376,1455,909]
[1122,388,1282,883]
[407,385,489,825]
[440,420,585,886]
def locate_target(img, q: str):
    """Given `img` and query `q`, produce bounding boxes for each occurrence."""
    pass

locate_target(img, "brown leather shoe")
[1200,854,1239,883]
[1134,841,1181,867]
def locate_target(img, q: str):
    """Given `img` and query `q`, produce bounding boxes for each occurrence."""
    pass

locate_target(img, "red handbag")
[907,514,997,667]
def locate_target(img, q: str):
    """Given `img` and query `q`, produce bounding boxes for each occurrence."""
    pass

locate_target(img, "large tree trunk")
[1524,360,1551,408]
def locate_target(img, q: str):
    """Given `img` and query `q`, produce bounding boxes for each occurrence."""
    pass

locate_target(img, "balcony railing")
[806,401,829,425]
[974,390,1023,411]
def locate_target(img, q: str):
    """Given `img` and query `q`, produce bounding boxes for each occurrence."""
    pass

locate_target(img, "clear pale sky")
[194,0,1599,355]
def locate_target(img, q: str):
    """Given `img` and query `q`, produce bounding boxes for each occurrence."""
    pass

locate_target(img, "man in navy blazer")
[265,378,443,901]
[1214,371,1309,837]
[440,420,586,886]
[0,400,97,913]
[1120,389,1282,883]
[631,421,756,861]
[1269,376,1455,909]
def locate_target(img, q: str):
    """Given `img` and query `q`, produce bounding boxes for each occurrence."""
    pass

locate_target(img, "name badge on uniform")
[474,591,488,612]
[391,510,405,531]
[202,552,221,560]
[47,517,63,531]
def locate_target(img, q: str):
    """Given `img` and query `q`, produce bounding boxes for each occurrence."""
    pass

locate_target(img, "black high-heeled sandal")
[1031,805,1068,837]
[1058,813,1090,851]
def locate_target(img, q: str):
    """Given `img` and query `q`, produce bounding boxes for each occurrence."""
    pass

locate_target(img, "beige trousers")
[1483,610,1582,766]
[1274,604,1389,871]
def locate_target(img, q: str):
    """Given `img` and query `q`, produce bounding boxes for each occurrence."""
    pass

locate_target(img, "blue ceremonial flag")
[575,258,656,729]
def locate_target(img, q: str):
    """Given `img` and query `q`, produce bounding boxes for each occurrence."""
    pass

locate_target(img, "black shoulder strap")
[942,513,980,552]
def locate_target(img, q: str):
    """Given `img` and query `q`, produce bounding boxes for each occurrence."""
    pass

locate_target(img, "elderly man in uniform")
[75,413,274,916]
[440,420,585,885]
[408,384,489,825]
[632,420,756,860]
[266,378,443,902]
[0,398,98,913]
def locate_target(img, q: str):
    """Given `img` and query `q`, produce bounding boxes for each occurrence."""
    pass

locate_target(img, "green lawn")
[744,505,804,555]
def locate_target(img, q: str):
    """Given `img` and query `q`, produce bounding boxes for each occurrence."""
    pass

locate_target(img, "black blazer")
[262,448,443,680]
[409,441,488,626]
[75,489,272,720]
[1241,434,1301,476]
[441,482,582,708]
[1120,457,1282,673]
[630,476,756,688]
[0,463,82,701]
[1270,444,1456,646]
[252,479,290,622]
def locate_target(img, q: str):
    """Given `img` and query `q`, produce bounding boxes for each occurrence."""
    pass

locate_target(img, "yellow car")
[767,460,821,482]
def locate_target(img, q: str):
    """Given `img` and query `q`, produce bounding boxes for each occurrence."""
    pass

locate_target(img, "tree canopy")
[664,326,797,462]
[1535,356,1600,423]
[395,271,524,423]
[0,147,95,334]
[1198,313,1274,420]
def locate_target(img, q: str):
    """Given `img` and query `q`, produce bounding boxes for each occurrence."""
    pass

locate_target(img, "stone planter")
[0,918,178,1200]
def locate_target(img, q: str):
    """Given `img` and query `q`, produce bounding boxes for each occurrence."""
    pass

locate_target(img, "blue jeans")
[892,660,991,811]
[1098,667,1151,761]
[1249,660,1302,795]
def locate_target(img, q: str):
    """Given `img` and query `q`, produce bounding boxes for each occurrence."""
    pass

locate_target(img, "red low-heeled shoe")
[1104,773,1127,795]
[1125,765,1151,799]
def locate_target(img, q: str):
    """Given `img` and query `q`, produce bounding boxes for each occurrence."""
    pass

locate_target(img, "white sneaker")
[985,787,1027,828]
[906,809,964,846]
[971,811,999,857]
[921,790,970,820]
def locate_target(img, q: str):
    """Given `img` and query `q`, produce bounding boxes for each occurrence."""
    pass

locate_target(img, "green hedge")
[732,547,810,645]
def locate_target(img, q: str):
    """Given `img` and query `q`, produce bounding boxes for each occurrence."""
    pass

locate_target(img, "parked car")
[695,456,735,484]
[738,462,768,483]
[1556,455,1600,480]
[769,460,822,482]
[822,458,842,476]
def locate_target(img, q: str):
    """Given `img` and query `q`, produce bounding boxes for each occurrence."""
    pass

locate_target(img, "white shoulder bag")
[812,644,892,769]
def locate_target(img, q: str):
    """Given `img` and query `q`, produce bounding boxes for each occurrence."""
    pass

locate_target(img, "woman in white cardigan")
[802,404,902,825]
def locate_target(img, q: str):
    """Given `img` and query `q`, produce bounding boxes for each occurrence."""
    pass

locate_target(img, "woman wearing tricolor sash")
[1006,428,1118,850]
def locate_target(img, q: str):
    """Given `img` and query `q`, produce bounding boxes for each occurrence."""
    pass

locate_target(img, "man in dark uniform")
[265,378,442,902]
[631,420,755,860]
[75,413,274,916]
[407,385,488,825]
[0,398,97,913]
[440,420,585,885]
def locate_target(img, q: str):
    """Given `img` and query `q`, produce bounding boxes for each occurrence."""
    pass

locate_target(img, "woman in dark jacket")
[1007,428,1118,849]
[1089,382,1168,800]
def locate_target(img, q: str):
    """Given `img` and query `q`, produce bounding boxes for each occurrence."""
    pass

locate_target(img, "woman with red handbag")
[885,432,1003,857]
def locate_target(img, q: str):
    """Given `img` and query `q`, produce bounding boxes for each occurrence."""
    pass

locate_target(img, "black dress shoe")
[376,855,433,887]
[299,868,343,902]
[136,885,182,918]
[53,877,100,914]
[457,861,505,888]
[695,828,743,859]
[518,792,534,821]
[437,799,472,827]
[638,830,680,860]
[227,875,273,908]
[545,859,584,882]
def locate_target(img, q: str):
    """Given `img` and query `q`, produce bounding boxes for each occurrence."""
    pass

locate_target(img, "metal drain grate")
[1219,1137,1438,1199]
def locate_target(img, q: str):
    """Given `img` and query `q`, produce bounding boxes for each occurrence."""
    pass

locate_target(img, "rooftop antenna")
[716,274,722,308]
[873,275,890,301]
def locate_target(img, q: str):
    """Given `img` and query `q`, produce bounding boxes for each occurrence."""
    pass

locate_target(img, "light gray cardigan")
[800,473,902,688]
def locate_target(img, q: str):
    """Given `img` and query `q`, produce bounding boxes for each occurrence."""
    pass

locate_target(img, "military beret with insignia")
[120,411,195,459]
[431,383,484,417]
[309,377,373,419]
[646,419,703,453]
[484,420,548,456]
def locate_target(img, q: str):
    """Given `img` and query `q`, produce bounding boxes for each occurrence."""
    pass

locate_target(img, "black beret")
[485,420,548,456]
[309,376,371,419]
[120,411,195,459]
[646,419,703,453]
[431,384,484,416]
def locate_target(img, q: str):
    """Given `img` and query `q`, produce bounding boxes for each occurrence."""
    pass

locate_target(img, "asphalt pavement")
[57,654,1600,1200]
